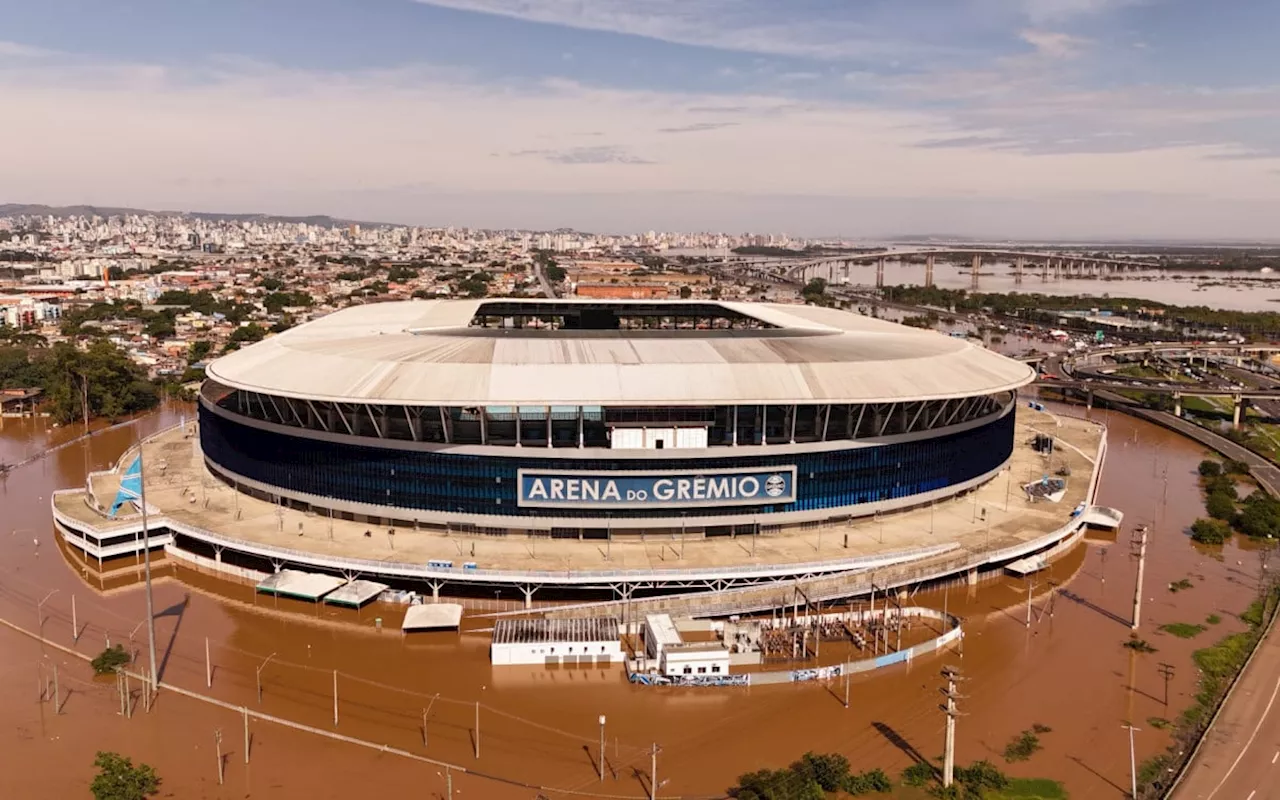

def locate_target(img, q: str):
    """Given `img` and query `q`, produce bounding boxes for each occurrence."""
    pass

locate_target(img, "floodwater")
[815,260,1280,313]
[0,400,1267,799]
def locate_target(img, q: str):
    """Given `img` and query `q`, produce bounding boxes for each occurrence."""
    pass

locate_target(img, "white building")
[490,617,622,666]
[643,614,730,678]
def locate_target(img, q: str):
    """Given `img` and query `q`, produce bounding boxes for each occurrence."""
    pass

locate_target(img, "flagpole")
[137,438,159,695]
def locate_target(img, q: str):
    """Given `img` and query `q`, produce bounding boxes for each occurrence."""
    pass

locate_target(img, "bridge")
[1039,342,1280,426]
[717,247,1162,290]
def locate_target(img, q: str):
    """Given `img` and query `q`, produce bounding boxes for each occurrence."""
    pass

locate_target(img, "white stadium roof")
[207,299,1035,406]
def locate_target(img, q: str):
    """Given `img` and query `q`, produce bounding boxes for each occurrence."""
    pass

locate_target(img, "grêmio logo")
[517,467,796,509]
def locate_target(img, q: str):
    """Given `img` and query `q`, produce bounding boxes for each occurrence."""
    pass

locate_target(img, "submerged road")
[1171,606,1280,800]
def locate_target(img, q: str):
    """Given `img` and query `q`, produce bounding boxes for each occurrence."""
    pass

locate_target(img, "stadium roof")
[207,299,1034,406]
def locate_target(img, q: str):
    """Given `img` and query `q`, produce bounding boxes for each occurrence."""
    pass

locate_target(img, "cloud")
[913,135,1017,149]
[0,41,57,58]
[509,145,655,164]
[1,49,1278,238]
[411,0,957,62]
[1018,29,1090,58]
[657,122,739,134]
[1019,0,1147,23]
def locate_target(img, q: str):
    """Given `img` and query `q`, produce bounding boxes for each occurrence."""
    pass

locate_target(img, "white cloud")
[411,0,950,61]
[1018,29,1090,58]
[0,41,57,58]
[1018,0,1148,23]
[0,54,1277,236]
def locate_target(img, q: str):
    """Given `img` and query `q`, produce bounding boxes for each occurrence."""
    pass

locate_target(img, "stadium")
[54,299,1118,608]
[198,299,1034,534]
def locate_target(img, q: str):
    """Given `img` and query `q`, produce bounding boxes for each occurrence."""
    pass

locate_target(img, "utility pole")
[598,715,607,781]
[1122,723,1140,799]
[1157,662,1175,707]
[474,700,480,758]
[940,666,965,788]
[1132,525,1149,630]
[1025,577,1037,628]
[843,667,850,709]
[138,443,159,697]
[215,729,224,785]
[650,743,661,800]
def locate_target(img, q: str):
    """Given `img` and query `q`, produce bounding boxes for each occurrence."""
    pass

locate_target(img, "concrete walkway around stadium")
[55,408,1101,579]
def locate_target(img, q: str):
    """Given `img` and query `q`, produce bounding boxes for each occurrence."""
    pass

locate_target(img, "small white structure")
[644,614,730,677]
[491,617,622,666]
[403,603,464,632]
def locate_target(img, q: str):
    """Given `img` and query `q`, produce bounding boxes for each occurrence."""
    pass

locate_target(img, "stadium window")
[712,665,721,673]
[697,666,707,674]
[683,667,692,674]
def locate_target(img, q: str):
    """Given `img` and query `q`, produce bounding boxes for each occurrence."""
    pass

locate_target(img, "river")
[0,400,1265,798]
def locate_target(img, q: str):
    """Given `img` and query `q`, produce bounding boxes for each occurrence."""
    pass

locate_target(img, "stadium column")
[520,585,535,609]
[1233,395,1243,428]
[924,254,934,287]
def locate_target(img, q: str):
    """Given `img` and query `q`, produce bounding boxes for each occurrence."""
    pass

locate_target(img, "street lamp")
[256,652,278,704]
[435,768,454,799]
[37,589,59,634]
[598,714,607,781]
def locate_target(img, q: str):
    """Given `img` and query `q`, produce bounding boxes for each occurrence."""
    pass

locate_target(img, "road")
[1171,605,1280,800]
[532,262,558,299]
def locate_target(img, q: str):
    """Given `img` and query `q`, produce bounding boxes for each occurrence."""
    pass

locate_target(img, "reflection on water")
[0,401,1269,798]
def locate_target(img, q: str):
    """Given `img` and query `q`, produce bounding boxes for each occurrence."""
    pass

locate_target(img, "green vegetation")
[1190,518,1231,545]
[1002,729,1044,763]
[151,290,253,321]
[90,751,160,800]
[187,340,213,364]
[886,285,1280,338]
[1147,716,1172,730]
[261,290,313,312]
[1169,578,1195,593]
[0,339,158,423]
[731,752,891,798]
[544,263,566,282]
[901,761,937,788]
[1137,583,1280,797]
[986,778,1068,800]
[1159,623,1207,639]
[385,265,420,282]
[1124,634,1157,653]
[91,644,130,675]
[1206,613,1221,625]
[801,278,834,307]
[1198,460,1222,477]
[1205,491,1237,521]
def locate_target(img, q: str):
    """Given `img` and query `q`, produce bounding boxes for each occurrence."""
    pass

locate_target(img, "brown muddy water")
[0,401,1266,799]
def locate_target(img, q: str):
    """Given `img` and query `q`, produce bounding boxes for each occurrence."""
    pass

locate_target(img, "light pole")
[436,768,453,799]
[138,443,159,694]
[680,513,686,560]
[256,652,277,704]
[1122,723,1140,800]
[598,714,607,781]
[37,589,59,634]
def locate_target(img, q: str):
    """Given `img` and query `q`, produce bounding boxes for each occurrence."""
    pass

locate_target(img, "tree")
[228,323,268,347]
[91,644,130,675]
[679,285,693,299]
[790,752,851,792]
[544,264,566,282]
[1206,491,1237,522]
[1198,460,1222,478]
[1191,517,1231,545]
[187,340,213,364]
[90,751,160,800]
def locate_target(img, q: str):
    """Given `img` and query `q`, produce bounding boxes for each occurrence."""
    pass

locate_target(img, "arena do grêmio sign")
[517,467,797,509]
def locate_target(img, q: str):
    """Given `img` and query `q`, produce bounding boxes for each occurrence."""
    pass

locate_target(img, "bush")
[955,760,1009,792]
[844,768,893,794]
[91,644,130,675]
[1225,459,1252,475]
[1003,731,1042,763]
[1159,622,1207,639]
[791,751,850,792]
[1191,518,1231,545]
[1198,460,1222,477]
[90,752,160,800]
[1203,475,1238,499]
[1124,634,1157,653]
[902,761,937,787]
[1205,491,1237,521]
[1206,613,1222,625]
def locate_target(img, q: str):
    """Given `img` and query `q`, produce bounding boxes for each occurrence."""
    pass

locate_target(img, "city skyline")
[3,0,1278,238]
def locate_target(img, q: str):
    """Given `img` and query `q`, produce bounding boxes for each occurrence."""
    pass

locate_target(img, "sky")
[1,0,1278,239]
